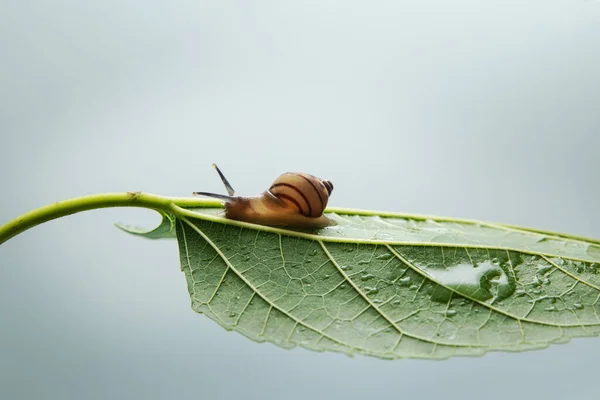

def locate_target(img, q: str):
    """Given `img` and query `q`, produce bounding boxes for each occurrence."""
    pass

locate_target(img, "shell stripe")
[299,174,325,211]
[270,183,312,216]
[274,193,303,214]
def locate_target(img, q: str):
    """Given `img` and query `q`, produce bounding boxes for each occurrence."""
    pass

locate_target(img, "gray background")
[1,0,599,399]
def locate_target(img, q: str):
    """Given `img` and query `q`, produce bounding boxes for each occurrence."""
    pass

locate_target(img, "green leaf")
[127,206,600,359]
[115,211,177,239]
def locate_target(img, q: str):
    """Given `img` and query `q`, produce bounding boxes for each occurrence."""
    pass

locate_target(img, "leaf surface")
[126,207,600,359]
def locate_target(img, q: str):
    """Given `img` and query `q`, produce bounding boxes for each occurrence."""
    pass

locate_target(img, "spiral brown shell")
[268,173,334,218]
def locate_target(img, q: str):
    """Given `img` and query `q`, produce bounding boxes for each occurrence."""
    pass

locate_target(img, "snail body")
[193,164,335,228]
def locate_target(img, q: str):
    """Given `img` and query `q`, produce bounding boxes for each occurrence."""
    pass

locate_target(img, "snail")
[193,164,336,228]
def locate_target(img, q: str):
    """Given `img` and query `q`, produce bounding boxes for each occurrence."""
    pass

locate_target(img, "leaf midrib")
[173,206,599,264]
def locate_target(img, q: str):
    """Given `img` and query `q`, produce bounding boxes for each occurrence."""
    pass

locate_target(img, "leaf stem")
[0,192,219,245]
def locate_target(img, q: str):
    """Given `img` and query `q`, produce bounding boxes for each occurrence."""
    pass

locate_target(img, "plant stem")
[0,192,219,245]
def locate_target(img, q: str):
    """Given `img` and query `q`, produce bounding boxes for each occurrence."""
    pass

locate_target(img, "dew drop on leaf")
[364,287,379,295]
[398,276,411,286]
[361,274,375,281]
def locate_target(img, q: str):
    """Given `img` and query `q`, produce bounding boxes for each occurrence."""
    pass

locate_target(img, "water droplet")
[310,249,318,256]
[398,276,411,286]
[341,265,351,271]
[323,274,330,279]
[376,253,393,260]
[446,309,457,317]
[537,265,553,276]
[409,284,418,290]
[515,289,526,297]
[361,274,375,281]
[543,278,551,286]
[423,259,516,302]
[340,284,346,289]
[392,299,401,305]
[358,260,370,265]
[545,306,556,312]
[235,296,240,300]
[228,311,237,317]
[574,302,584,310]
[373,299,383,304]
[364,287,379,295]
